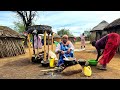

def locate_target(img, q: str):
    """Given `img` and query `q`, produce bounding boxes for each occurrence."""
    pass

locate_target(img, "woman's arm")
[69,42,74,50]
[96,49,101,61]
[55,44,61,54]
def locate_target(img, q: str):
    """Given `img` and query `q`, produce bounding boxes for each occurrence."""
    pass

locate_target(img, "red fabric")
[99,33,120,65]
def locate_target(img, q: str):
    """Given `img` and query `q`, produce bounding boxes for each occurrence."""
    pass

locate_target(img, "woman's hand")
[61,51,65,54]
[67,48,71,54]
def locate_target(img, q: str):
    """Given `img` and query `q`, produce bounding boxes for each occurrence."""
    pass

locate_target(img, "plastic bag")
[48,50,58,60]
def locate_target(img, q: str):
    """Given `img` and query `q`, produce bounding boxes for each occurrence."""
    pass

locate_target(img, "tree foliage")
[15,11,37,31]
[84,30,91,37]
[13,21,25,33]
[57,28,74,37]
[13,11,37,47]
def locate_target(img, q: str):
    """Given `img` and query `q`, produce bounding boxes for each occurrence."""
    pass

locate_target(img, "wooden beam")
[37,34,39,55]
[44,31,47,61]
[33,34,35,55]
[27,33,32,62]
[48,33,50,60]
[51,32,54,52]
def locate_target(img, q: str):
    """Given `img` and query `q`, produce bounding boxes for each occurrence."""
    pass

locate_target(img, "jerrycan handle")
[87,66,91,70]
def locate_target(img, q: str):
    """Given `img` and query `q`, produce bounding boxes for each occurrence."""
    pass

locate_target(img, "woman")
[92,33,120,70]
[55,35,74,66]
[80,33,85,49]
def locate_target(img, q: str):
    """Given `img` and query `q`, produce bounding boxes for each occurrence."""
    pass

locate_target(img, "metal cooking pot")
[63,57,77,67]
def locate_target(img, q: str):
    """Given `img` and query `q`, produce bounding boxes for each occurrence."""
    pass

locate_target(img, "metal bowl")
[78,59,86,65]
[63,57,76,61]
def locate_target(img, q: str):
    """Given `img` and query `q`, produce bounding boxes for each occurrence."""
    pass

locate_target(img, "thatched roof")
[104,18,120,30]
[46,34,61,39]
[53,33,61,38]
[27,25,52,34]
[90,20,109,32]
[69,36,75,38]
[0,26,22,38]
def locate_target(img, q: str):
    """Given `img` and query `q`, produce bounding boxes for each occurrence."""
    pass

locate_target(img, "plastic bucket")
[49,58,55,68]
[88,60,98,66]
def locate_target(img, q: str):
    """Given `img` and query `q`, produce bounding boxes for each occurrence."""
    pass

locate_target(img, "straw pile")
[61,64,83,75]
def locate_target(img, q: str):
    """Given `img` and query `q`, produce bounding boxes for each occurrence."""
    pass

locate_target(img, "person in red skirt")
[92,33,120,70]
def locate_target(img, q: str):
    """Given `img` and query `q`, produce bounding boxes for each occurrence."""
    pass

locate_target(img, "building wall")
[90,31,107,43]
[0,38,25,58]
[102,31,107,36]
[115,29,120,53]
[90,31,96,43]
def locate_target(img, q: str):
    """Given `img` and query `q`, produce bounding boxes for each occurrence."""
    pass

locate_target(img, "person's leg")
[99,41,119,65]
[58,59,64,66]
[57,54,64,66]
[99,43,115,65]
[69,51,74,57]
[83,40,85,49]
[97,64,107,70]
[81,40,83,49]
[97,34,119,70]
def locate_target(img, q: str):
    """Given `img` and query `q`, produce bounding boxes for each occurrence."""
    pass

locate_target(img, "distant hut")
[90,20,109,42]
[53,33,61,42]
[0,26,25,58]
[104,18,120,53]
[46,33,61,44]
[68,36,75,43]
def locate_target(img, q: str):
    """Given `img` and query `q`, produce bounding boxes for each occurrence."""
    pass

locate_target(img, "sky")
[0,11,120,36]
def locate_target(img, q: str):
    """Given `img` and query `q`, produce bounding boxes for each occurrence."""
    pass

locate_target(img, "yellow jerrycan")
[49,57,55,68]
[83,66,92,77]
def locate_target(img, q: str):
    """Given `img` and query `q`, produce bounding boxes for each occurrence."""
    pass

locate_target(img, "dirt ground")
[0,41,120,79]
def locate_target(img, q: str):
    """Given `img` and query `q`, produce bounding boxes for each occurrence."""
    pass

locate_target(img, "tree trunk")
[24,36,28,47]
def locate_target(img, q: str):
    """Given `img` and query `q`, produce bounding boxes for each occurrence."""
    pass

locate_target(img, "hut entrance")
[96,31,102,40]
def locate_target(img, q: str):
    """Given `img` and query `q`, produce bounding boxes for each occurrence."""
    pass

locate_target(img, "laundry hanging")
[34,35,42,49]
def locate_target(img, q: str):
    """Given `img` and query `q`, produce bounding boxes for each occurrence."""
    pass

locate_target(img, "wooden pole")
[51,32,54,52]
[37,34,39,55]
[27,33,32,62]
[44,31,47,62]
[48,33,50,60]
[33,34,35,55]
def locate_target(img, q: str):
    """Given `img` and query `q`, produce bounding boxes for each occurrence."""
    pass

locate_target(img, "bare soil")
[0,41,120,79]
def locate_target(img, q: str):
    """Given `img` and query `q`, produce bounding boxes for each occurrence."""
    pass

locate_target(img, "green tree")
[13,11,37,47]
[13,21,34,43]
[13,21,25,33]
[57,28,74,37]
[84,31,90,37]
[83,30,91,41]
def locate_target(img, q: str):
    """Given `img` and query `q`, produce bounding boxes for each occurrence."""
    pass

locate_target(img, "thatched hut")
[46,33,61,44]
[68,36,75,43]
[90,20,109,42]
[53,33,61,42]
[104,18,120,53]
[0,26,25,58]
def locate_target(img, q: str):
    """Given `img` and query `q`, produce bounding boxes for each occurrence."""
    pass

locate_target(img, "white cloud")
[0,11,120,36]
